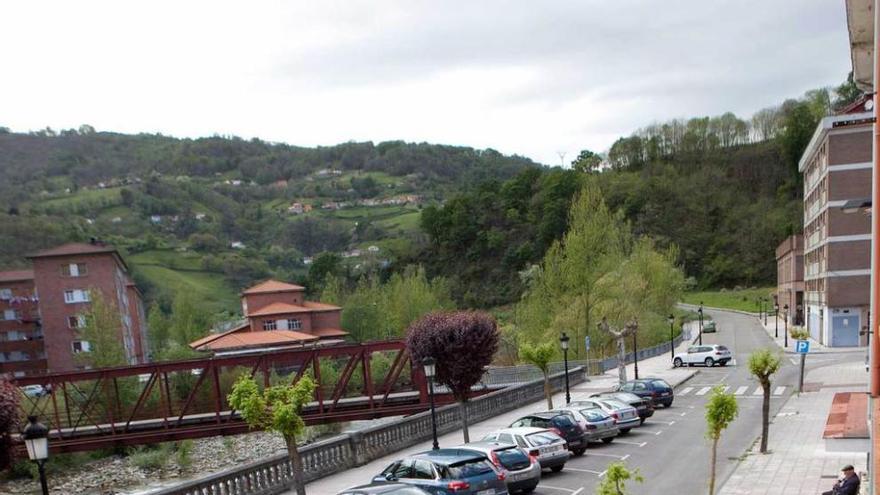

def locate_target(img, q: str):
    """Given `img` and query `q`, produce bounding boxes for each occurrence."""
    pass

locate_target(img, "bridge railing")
[148,366,585,495]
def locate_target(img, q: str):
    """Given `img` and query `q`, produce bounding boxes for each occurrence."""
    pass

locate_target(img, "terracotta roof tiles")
[192,330,319,351]
[242,279,305,295]
[0,270,34,283]
[28,242,117,258]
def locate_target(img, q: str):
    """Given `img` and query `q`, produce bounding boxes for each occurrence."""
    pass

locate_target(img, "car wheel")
[620,428,631,434]
[572,448,586,457]
[720,361,728,367]
[522,487,536,494]
[551,465,564,473]
[602,437,614,444]
[673,358,683,368]
[639,418,645,425]
[704,357,714,367]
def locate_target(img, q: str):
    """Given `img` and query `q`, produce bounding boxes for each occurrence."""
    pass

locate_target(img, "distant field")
[682,287,776,313]
[30,187,124,214]
[129,250,239,314]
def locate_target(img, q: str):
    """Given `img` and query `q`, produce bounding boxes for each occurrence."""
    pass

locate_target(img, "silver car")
[482,427,570,473]
[456,441,541,494]
[570,399,639,433]
[556,407,619,444]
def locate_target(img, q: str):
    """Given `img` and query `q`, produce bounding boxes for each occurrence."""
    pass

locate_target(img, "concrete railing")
[149,367,585,495]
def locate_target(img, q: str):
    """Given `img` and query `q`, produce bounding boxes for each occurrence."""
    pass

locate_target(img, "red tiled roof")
[311,327,349,338]
[192,330,319,351]
[242,279,305,295]
[0,270,34,283]
[188,322,251,348]
[302,301,342,311]
[247,302,315,317]
[28,242,117,258]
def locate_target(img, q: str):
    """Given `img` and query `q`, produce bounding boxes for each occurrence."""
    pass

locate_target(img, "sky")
[0,0,853,166]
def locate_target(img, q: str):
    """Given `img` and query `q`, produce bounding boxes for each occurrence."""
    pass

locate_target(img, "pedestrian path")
[758,314,863,355]
[678,385,790,397]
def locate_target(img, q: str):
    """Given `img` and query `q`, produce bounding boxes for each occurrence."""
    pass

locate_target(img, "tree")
[0,375,20,468]
[747,349,782,454]
[147,304,170,356]
[596,461,643,495]
[571,149,602,173]
[597,318,638,385]
[519,342,556,409]
[705,386,738,495]
[228,375,316,495]
[77,292,128,368]
[833,72,864,112]
[406,311,499,443]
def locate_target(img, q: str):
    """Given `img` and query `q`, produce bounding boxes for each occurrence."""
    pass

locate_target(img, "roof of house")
[247,301,341,317]
[28,242,118,258]
[310,327,349,338]
[0,269,34,283]
[191,329,319,351]
[242,279,306,295]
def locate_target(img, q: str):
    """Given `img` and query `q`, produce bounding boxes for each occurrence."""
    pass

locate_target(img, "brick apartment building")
[798,100,873,347]
[775,234,804,326]
[190,279,347,355]
[0,241,149,376]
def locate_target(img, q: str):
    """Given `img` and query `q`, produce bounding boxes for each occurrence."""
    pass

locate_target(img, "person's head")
[842,465,855,478]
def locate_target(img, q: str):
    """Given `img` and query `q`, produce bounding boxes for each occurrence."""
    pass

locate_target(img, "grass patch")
[682,287,776,313]
[129,444,172,470]
[129,250,239,313]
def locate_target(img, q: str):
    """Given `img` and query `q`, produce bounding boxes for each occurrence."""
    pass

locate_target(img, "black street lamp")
[422,357,439,450]
[774,302,779,338]
[559,332,571,404]
[668,314,675,364]
[23,415,49,495]
[632,329,639,380]
[783,304,789,348]
[698,302,704,345]
[762,298,768,325]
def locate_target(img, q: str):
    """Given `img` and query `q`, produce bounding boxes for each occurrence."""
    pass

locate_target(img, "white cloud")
[0,0,852,165]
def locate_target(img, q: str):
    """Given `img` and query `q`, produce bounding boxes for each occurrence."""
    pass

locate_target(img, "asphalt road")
[525,309,862,495]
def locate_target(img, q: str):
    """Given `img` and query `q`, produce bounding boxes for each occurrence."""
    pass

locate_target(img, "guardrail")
[149,367,585,495]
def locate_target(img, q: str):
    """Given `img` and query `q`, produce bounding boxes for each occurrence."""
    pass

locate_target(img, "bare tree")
[598,317,638,385]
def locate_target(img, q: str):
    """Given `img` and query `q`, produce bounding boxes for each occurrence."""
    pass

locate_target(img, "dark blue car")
[374,449,509,495]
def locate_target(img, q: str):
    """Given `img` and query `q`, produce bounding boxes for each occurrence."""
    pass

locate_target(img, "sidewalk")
[756,314,864,355]
[719,362,868,495]
[298,339,698,495]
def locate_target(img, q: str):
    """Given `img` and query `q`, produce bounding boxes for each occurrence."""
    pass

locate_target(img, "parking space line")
[678,386,693,396]
[613,440,647,447]
[571,488,584,495]
[654,430,663,436]
[679,412,687,417]
[621,454,630,461]
[651,420,676,426]
[598,470,608,478]
[564,467,605,475]
[540,485,577,492]
[586,452,627,459]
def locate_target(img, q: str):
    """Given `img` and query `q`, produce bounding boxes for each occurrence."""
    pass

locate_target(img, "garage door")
[831,313,860,347]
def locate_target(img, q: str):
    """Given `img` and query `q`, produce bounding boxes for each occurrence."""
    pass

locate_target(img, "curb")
[670,370,698,390]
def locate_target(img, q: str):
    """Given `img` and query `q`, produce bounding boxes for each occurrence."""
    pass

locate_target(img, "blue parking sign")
[796,340,810,354]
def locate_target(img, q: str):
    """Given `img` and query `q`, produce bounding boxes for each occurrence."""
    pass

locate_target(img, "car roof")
[410,448,486,465]
[493,426,552,435]
[341,483,427,494]
[520,411,562,419]
[456,441,517,451]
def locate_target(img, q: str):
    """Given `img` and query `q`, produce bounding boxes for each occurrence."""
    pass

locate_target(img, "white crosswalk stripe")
[695,387,712,396]
[773,386,786,396]
[752,387,763,395]
[734,386,749,396]
[678,387,694,396]
[721,386,730,393]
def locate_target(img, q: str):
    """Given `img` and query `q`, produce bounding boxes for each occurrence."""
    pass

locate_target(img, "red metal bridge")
[9,341,476,455]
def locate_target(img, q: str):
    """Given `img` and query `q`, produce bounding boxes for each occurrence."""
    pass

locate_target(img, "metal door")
[831,313,860,347]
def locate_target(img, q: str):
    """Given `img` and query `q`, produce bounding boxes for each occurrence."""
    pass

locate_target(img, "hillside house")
[288,202,304,215]
[189,279,347,355]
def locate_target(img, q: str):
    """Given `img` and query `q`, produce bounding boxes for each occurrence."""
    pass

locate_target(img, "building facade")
[190,279,347,354]
[799,105,873,347]
[775,234,804,326]
[0,241,149,376]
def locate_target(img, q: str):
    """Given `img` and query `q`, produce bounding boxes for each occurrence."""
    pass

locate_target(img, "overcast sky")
[0,1,852,165]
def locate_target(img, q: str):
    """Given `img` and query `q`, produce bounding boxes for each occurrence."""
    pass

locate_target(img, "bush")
[176,440,194,471]
[129,444,172,470]
[789,326,810,341]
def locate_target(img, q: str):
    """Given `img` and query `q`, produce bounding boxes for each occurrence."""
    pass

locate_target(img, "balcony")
[0,340,44,353]
[0,359,47,374]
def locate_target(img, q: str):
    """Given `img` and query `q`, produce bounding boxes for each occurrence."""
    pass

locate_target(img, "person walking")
[822,465,860,495]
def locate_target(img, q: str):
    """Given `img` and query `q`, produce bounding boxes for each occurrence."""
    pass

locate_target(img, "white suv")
[673,345,732,368]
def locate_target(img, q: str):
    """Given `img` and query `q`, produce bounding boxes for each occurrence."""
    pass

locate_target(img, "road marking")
[696,386,712,396]
[790,358,798,365]
[733,386,748,396]
[540,486,578,492]
[571,488,584,495]
[679,387,694,396]
[679,412,687,417]
[598,470,608,478]
[752,387,763,396]
[621,454,630,461]
[651,420,676,426]
[773,386,786,396]
[587,452,627,459]
[563,467,604,475]
[613,440,647,447]
[654,430,663,436]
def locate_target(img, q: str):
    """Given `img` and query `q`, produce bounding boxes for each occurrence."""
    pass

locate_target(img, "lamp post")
[783,304,789,348]
[698,302,704,346]
[559,332,571,404]
[422,357,439,450]
[763,298,768,325]
[774,302,779,338]
[23,415,49,495]
[632,329,640,380]
[668,314,675,364]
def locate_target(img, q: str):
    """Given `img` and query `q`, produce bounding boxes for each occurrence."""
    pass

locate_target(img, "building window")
[68,315,87,329]
[262,320,277,331]
[72,340,91,353]
[287,319,302,330]
[64,289,91,304]
[0,288,11,300]
[61,263,88,277]
[2,309,21,321]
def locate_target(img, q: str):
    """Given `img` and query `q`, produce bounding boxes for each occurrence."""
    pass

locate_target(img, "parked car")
[456,441,541,494]
[702,320,717,333]
[569,399,639,433]
[509,411,588,456]
[617,378,676,408]
[589,391,654,424]
[556,407,619,444]
[482,427,570,473]
[375,449,509,495]
[20,385,48,398]
[673,344,732,369]
[338,483,433,495]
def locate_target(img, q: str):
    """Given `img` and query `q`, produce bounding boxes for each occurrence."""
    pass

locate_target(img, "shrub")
[176,440,194,471]
[129,444,172,470]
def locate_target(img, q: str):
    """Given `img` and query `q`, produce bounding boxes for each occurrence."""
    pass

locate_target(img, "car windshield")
[525,432,559,446]
[579,408,608,421]
[442,459,494,478]
[716,345,729,351]
[613,392,640,402]
[601,399,628,410]
[650,380,671,389]
[553,415,575,426]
